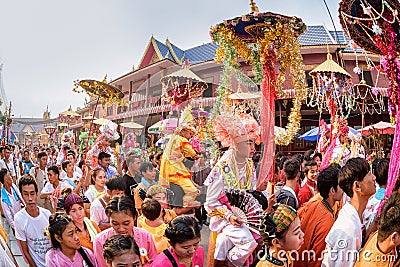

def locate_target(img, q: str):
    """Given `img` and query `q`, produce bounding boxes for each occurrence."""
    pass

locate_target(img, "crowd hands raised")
[0,130,399,267]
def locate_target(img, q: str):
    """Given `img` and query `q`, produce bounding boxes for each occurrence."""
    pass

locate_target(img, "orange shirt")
[309,193,342,219]
[355,231,396,267]
[295,199,334,267]
[77,220,101,251]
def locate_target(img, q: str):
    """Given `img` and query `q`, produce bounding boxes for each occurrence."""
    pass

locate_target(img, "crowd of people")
[0,111,399,267]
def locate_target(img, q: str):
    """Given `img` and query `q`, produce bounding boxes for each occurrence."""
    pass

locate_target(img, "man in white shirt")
[0,145,17,182]
[322,157,376,267]
[90,176,125,230]
[29,152,48,208]
[14,176,51,267]
[56,144,70,166]
[61,150,83,177]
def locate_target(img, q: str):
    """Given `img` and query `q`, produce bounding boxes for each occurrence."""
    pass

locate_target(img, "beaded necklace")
[321,199,334,216]
[265,254,285,266]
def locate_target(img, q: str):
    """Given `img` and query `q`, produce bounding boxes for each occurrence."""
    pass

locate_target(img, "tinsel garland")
[373,23,400,212]
[211,21,306,146]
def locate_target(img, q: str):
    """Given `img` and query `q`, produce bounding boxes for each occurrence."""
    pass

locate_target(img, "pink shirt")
[151,246,204,267]
[93,227,157,267]
[45,247,97,267]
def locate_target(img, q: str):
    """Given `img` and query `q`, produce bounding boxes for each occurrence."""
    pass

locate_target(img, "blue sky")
[0,0,341,117]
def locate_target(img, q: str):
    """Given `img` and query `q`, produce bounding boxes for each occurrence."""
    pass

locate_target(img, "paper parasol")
[309,53,351,77]
[82,115,98,121]
[59,106,81,117]
[93,117,112,125]
[120,121,144,129]
[211,11,306,43]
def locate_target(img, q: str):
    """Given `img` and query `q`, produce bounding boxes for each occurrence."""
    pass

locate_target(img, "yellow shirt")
[137,216,169,254]
[355,231,396,267]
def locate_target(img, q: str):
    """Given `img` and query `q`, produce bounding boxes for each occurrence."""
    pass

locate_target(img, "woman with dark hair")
[93,195,157,267]
[64,193,101,251]
[84,167,107,202]
[151,215,204,267]
[103,234,142,267]
[46,212,97,267]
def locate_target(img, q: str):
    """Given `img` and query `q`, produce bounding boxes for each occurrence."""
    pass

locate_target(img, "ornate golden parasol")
[59,106,81,117]
[73,76,124,105]
[73,75,125,147]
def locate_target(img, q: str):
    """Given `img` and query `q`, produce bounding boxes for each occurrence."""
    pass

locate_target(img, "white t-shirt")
[61,171,82,182]
[84,185,107,203]
[90,197,109,226]
[322,203,363,267]
[0,159,16,177]
[14,207,52,267]
[60,165,83,178]
[41,180,73,194]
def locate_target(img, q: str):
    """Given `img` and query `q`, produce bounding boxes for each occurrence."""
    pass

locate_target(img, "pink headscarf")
[213,113,261,148]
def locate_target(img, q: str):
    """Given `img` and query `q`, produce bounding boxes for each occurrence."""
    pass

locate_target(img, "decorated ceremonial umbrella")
[339,0,400,208]
[73,75,124,147]
[359,121,395,135]
[58,106,81,125]
[93,117,112,126]
[210,0,307,189]
[161,61,208,109]
[120,121,144,129]
[308,51,353,120]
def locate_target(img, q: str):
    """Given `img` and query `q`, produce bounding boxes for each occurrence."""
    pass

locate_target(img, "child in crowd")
[46,212,96,267]
[151,215,204,267]
[84,167,107,203]
[276,159,301,210]
[142,184,176,224]
[103,234,142,267]
[257,204,304,267]
[297,161,318,207]
[139,199,169,253]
